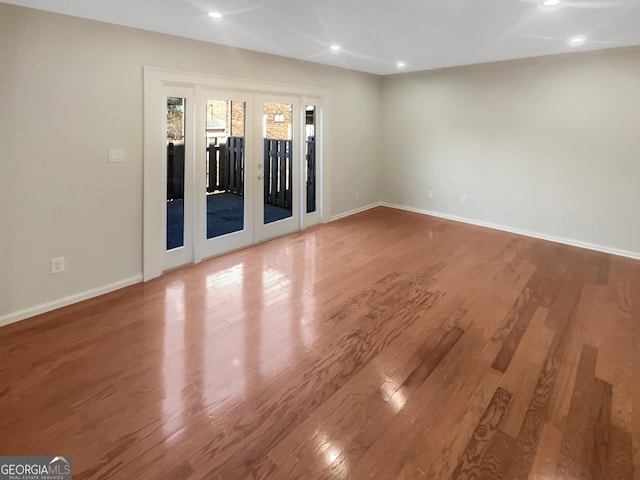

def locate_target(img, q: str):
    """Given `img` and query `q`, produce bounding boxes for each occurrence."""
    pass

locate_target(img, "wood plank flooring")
[0,206,638,479]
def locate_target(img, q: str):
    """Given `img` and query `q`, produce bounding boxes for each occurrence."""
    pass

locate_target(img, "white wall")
[0,3,382,322]
[381,47,640,258]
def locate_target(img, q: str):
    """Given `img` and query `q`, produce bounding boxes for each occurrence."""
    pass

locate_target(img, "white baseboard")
[4,203,637,328]
[331,202,382,222]
[381,202,640,261]
[0,275,143,328]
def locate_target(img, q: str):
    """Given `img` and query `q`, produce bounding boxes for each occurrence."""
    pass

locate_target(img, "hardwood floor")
[1,206,638,479]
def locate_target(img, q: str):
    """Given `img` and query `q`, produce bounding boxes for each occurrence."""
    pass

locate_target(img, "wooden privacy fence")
[168,136,315,212]
[167,137,245,200]
[166,142,184,200]
[264,139,292,209]
[306,136,316,213]
[206,136,245,195]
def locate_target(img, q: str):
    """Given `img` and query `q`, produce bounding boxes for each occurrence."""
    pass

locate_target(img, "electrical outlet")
[355,192,360,201]
[461,195,469,205]
[108,148,125,163]
[51,256,65,274]
[428,190,434,199]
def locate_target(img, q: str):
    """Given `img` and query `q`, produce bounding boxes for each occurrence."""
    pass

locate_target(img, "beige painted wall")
[2,2,638,324]
[381,47,640,257]
[0,3,382,321]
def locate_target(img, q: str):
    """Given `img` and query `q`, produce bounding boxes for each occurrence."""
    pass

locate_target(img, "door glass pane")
[166,97,186,250]
[205,99,246,238]
[305,105,316,214]
[263,103,293,224]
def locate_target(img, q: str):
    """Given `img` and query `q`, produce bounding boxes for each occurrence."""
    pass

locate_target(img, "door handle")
[257,174,264,180]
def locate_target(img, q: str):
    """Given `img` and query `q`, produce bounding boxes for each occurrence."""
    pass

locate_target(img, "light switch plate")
[108,148,125,163]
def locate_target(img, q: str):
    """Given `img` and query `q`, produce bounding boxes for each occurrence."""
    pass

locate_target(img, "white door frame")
[143,67,332,281]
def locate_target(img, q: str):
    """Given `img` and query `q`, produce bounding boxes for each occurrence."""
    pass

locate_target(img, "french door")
[164,87,195,271]
[254,94,300,243]
[162,88,311,270]
[195,89,255,261]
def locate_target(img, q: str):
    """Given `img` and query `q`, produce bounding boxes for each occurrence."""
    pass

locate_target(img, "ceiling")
[5,0,640,75]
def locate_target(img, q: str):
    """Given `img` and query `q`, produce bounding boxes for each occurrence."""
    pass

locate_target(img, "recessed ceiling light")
[208,11,223,19]
[397,62,406,68]
[330,45,341,52]
[542,0,560,6]
[568,35,586,46]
